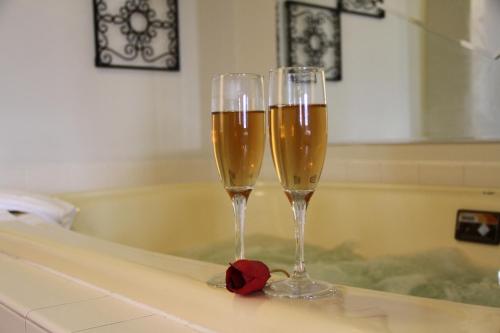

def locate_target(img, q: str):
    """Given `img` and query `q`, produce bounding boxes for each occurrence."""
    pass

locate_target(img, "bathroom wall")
[422,0,473,139]
[0,0,212,192]
[0,0,499,194]
[469,0,500,139]
[203,0,500,189]
[276,0,424,143]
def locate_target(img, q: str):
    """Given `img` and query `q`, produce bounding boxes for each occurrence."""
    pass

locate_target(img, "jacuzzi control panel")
[455,210,500,245]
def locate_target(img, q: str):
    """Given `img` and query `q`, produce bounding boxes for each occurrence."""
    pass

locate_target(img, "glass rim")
[212,72,263,80]
[269,66,324,73]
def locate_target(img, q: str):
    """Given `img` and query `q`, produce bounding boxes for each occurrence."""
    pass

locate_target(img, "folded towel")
[0,191,78,228]
[0,209,58,226]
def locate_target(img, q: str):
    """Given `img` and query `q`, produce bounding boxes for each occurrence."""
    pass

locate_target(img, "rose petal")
[225,260,271,295]
[226,265,245,291]
[232,260,270,279]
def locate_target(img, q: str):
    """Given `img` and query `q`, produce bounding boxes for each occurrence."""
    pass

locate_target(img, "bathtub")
[1,182,500,332]
[64,182,500,269]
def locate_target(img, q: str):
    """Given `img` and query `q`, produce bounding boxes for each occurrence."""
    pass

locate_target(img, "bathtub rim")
[58,180,500,200]
[0,220,499,332]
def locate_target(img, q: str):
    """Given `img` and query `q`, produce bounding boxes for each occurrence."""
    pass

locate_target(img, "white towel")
[0,191,78,228]
[0,209,57,226]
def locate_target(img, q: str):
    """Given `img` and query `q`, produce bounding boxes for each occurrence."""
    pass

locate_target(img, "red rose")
[225,259,271,295]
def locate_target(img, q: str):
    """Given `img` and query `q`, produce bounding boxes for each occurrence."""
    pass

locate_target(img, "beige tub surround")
[0,250,202,333]
[0,182,499,332]
[62,182,500,268]
[0,220,500,333]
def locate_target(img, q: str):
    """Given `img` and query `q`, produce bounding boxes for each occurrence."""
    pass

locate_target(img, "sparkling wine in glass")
[209,73,266,287]
[264,67,335,298]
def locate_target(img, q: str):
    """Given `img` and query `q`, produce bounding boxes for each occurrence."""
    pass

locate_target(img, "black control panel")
[455,210,500,245]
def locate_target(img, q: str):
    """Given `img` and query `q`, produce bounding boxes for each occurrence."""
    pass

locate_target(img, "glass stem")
[232,193,247,261]
[290,191,310,280]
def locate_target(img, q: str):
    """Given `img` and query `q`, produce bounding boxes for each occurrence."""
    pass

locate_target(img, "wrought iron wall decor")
[340,0,385,19]
[285,1,342,81]
[93,0,179,71]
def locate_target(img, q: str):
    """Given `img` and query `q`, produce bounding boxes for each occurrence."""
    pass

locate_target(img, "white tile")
[25,163,72,193]
[0,254,106,316]
[258,155,277,182]
[322,160,347,182]
[0,303,25,333]
[68,161,165,192]
[418,162,464,186]
[464,163,500,188]
[26,320,50,333]
[345,161,382,183]
[77,315,200,333]
[68,163,114,192]
[110,161,161,187]
[380,162,418,184]
[157,159,216,183]
[0,165,27,191]
[28,296,153,333]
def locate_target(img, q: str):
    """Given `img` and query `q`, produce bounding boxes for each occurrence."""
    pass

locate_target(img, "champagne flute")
[209,73,266,287]
[264,67,335,299]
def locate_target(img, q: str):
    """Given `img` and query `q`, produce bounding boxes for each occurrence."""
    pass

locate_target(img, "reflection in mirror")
[276,0,500,143]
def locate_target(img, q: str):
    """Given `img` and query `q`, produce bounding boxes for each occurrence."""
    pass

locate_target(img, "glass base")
[264,277,336,299]
[206,272,226,289]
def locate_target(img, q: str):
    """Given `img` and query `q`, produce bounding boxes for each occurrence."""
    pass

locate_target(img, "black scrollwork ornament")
[93,0,179,71]
[340,0,385,19]
[286,1,341,81]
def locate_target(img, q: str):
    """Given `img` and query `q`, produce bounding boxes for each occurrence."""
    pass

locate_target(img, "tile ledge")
[0,252,213,333]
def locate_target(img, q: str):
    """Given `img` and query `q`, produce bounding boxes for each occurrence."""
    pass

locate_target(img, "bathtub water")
[174,234,500,308]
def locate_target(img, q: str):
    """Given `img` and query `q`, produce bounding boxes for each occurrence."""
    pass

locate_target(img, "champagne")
[269,104,327,193]
[212,110,265,196]
[264,68,335,299]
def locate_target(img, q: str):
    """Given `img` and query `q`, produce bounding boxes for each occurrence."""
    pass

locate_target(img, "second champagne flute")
[209,73,266,287]
[264,67,335,298]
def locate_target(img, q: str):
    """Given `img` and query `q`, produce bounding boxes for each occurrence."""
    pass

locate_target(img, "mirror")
[276,0,500,144]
